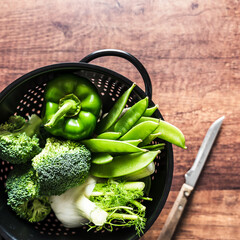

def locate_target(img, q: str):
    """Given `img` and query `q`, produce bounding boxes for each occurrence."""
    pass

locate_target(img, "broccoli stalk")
[0,114,42,164]
[28,198,51,222]
[15,114,42,138]
[5,164,51,222]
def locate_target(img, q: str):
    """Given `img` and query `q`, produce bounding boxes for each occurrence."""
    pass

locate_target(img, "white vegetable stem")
[50,176,99,228]
[123,181,145,190]
[50,184,88,228]
[75,194,108,226]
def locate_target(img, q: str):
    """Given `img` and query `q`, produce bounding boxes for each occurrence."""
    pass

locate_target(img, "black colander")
[0,49,173,240]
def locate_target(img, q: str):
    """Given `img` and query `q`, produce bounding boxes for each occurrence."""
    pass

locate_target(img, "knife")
[158,116,225,240]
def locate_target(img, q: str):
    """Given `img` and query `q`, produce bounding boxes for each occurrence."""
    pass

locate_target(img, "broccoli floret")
[6,165,51,222]
[32,137,91,196]
[0,114,42,164]
[0,115,26,131]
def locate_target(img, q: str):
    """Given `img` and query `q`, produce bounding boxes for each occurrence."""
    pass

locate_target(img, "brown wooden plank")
[141,190,240,240]
[0,0,239,239]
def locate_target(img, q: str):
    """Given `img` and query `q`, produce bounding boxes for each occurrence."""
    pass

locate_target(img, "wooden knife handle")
[158,183,193,240]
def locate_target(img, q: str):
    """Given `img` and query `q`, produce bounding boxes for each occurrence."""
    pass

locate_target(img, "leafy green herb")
[88,179,151,237]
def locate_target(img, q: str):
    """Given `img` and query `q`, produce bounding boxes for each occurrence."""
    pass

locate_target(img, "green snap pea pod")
[135,116,153,124]
[143,105,158,117]
[96,131,121,140]
[123,139,142,146]
[118,107,129,119]
[137,117,186,149]
[142,143,165,151]
[119,120,159,141]
[118,105,155,120]
[114,97,149,136]
[81,139,147,153]
[90,151,160,178]
[96,83,136,134]
[92,153,113,165]
[139,132,162,146]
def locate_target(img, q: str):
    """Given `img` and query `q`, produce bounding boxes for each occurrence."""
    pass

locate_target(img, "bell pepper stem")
[45,98,80,128]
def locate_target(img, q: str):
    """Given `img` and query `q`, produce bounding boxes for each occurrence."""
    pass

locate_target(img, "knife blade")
[158,116,224,240]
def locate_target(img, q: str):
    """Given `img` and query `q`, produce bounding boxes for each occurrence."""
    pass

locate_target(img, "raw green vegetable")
[119,120,159,141]
[143,105,158,117]
[75,190,109,226]
[51,177,149,236]
[142,143,165,151]
[137,117,187,149]
[43,73,102,140]
[32,137,91,196]
[113,97,149,136]
[96,83,135,134]
[139,132,162,146]
[88,179,151,237]
[90,151,159,178]
[96,131,121,140]
[117,103,158,120]
[124,162,156,180]
[81,138,147,153]
[0,114,42,164]
[94,83,186,149]
[50,177,97,228]
[123,139,142,146]
[92,153,113,165]
[6,164,51,222]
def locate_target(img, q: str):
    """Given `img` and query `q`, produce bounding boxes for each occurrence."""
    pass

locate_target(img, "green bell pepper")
[43,73,102,140]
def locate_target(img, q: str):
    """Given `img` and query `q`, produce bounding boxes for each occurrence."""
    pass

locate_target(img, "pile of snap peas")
[81,83,186,179]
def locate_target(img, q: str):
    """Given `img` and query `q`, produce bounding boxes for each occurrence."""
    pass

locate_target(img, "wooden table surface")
[0,1,239,239]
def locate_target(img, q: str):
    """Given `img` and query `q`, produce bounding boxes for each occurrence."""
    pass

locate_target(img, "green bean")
[90,151,160,178]
[96,131,121,140]
[114,97,149,135]
[143,105,158,117]
[119,121,159,141]
[92,153,113,165]
[96,83,136,134]
[142,143,165,151]
[81,139,147,153]
[137,117,187,149]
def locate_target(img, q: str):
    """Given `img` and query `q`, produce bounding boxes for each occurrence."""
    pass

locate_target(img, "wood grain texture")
[0,0,239,239]
[142,190,240,240]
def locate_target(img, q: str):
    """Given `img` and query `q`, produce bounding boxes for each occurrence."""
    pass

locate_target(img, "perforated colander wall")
[0,67,170,240]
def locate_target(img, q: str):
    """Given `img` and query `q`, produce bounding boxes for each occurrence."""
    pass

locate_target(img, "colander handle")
[80,49,152,99]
